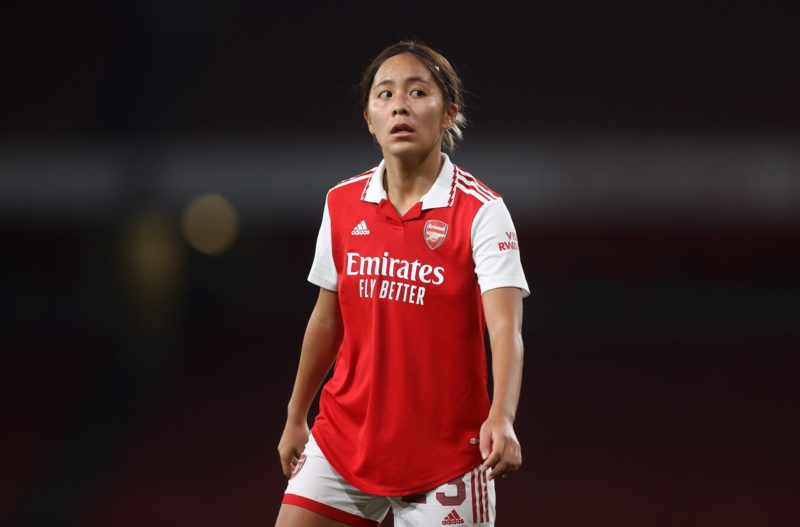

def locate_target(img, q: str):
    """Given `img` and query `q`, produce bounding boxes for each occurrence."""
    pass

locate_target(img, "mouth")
[390,123,415,135]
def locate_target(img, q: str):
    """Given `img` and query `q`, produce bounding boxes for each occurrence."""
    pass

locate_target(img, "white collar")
[362,152,456,210]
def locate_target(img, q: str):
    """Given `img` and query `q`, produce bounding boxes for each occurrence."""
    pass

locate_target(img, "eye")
[410,89,425,97]
[377,90,392,99]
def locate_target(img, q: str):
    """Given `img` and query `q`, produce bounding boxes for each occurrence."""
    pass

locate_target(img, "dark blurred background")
[2,1,798,526]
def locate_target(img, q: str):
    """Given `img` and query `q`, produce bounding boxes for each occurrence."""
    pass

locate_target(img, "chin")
[382,139,434,159]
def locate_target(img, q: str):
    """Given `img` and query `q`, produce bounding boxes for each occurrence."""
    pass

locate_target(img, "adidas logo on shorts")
[351,220,370,235]
[442,509,465,525]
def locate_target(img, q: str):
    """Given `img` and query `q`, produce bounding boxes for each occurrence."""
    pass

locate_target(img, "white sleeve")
[471,199,530,297]
[307,197,338,291]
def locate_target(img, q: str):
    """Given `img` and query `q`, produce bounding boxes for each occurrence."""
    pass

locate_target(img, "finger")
[480,448,502,472]
[479,426,492,460]
[488,460,509,480]
[481,435,506,471]
[280,453,292,478]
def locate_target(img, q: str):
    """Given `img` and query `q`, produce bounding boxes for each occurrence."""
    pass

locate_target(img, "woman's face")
[364,53,457,159]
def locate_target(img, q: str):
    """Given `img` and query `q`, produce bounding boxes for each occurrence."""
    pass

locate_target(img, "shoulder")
[451,164,503,210]
[326,167,377,201]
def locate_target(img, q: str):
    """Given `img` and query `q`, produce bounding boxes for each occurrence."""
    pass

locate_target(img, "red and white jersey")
[307,153,529,496]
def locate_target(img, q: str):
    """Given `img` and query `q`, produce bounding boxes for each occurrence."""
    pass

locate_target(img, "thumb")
[280,452,293,478]
[479,424,492,460]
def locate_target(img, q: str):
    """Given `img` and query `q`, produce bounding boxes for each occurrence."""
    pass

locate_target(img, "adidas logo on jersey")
[351,220,370,235]
[442,509,465,525]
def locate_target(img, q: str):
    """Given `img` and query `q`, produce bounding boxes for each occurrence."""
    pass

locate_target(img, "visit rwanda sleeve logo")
[423,220,448,250]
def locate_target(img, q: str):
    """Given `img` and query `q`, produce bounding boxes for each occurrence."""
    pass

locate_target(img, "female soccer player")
[275,41,529,527]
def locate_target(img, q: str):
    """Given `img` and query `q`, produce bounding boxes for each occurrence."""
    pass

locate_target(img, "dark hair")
[359,40,467,152]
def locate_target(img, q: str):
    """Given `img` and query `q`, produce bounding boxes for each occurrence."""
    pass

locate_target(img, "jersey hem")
[282,493,380,527]
[312,427,484,497]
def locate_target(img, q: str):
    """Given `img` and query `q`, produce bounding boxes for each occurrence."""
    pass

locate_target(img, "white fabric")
[471,199,531,297]
[307,197,338,291]
[362,153,455,210]
[285,433,390,523]
[285,432,496,526]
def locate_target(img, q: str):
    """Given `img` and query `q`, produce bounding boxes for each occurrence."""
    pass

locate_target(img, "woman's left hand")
[479,414,522,480]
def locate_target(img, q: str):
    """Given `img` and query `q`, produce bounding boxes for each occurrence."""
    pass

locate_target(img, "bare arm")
[478,286,524,480]
[277,287,343,478]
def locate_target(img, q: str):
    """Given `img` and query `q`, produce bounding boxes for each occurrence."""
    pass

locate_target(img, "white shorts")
[283,432,496,526]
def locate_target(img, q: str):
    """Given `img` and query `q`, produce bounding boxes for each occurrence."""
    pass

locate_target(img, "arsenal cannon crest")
[423,220,448,250]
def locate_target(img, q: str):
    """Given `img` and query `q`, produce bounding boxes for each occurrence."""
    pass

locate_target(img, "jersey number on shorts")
[400,477,466,506]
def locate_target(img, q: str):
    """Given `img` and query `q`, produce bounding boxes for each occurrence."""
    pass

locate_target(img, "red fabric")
[479,471,486,523]
[470,470,478,523]
[282,494,379,527]
[311,166,497,496]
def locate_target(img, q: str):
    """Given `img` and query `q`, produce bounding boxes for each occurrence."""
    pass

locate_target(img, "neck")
[382,147,443,216]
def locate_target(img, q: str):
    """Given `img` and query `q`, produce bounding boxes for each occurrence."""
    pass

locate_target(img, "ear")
[363,110,374,135]
[442,104,459,130]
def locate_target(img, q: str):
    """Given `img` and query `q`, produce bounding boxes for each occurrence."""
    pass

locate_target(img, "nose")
[391,94,409,116]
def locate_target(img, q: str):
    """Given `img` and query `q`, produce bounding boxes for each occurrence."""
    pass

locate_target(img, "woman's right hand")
[277,419,310,478]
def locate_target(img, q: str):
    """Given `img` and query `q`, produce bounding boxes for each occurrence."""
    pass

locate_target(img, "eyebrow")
[373,76,432,89]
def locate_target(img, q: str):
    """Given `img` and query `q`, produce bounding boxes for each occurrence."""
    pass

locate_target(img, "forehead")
[372,53,435,86]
